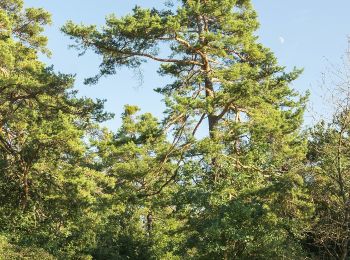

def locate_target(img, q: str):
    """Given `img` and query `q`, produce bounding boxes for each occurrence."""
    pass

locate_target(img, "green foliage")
[0,235,56,260]
[306,110,350,259]
[0,0,111,258]
[3,0,342,259]
[63,0,313,258]
[89,106,184,259]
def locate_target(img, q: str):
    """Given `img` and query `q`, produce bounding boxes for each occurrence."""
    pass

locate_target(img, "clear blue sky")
[25,0,350,130]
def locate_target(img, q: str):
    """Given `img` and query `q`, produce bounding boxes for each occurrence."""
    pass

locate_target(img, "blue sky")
[25,0,350,130]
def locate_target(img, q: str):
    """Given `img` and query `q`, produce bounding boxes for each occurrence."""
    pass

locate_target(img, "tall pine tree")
[63,0,312,258]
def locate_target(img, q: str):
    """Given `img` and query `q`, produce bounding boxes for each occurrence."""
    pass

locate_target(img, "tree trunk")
[205,76,216,138]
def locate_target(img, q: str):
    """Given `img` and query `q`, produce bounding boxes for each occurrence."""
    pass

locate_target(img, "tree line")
[0,0,349,259]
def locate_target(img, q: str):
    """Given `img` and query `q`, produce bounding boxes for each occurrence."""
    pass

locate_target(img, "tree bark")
[205,76,216,138]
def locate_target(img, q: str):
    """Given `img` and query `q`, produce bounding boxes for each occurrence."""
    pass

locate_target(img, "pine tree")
[0,1,111,258]
[91,106,184,259]
[63,0,312,258]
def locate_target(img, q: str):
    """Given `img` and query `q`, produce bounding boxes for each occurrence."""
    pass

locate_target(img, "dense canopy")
[0,0,349,259]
